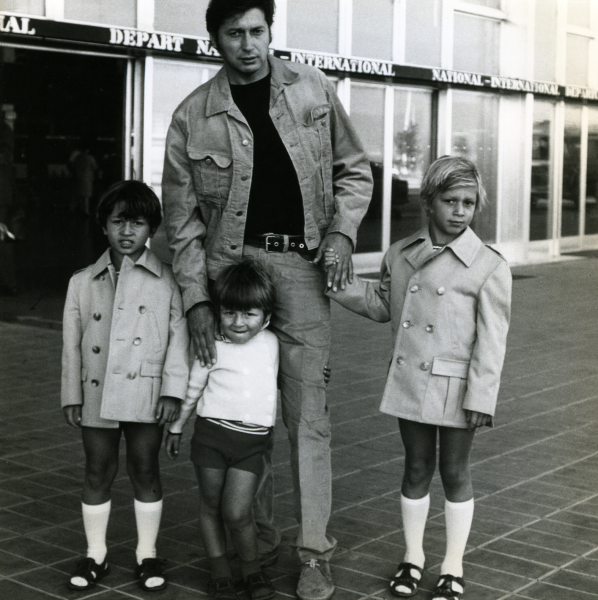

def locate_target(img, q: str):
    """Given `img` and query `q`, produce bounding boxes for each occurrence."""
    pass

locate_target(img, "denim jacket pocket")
[187,148,233,203]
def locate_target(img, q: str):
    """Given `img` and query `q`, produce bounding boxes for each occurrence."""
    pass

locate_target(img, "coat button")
[91,379,99,387]
[127,372,137,380]
[396,356,405,365]
[420,362,431,371]
[242,139,249,146]
[410,285,419,293]
[93,313,102,321]
[437,287,445,295]
[92,346,100,354]
[236,211,243,216]
[241,175,249,181]
[205,158,212,165]
[402,321,411,328]
[139,306,146,314]
[231,244,237,250]
[426,325,434,333]
[133,337,141,346]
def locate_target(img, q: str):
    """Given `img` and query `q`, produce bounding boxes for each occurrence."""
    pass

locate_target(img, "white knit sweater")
[169,329,279,433]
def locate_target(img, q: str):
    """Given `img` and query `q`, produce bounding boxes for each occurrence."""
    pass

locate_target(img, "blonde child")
[325,156,512,599]
[61,180,190,592]
[166,260,278,600]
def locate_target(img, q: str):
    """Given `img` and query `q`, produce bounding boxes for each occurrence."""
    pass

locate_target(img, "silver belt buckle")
[265,234,289,252]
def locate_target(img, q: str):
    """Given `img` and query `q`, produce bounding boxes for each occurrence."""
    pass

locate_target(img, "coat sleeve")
[61,275,83,408]
[462,259,512,415]
[159,281,191,401]
[326,251,392,322]
[323,76,373,247]
[168,358,208,434]
[161,115,211,312]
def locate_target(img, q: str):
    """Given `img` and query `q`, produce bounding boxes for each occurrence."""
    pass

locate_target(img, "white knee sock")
[441,498,474,577]
[134,499,162,565]
[401,493,429,569]
[82,500,111,564]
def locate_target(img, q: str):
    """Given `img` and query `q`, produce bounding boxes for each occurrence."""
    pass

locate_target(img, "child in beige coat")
[325,156,511,600]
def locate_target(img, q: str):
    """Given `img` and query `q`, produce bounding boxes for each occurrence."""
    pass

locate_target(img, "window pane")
[391,89,433,244]
[566,34,589,87]
[568,0,591,27]
[586,107,598,235]
[530,100,554,241]
[534,0,557,82]
[463,0,501,7]
[452,91,498,243]
[351,85,385,253]
[453,13,499,75]
[1,0,43,15]
[352,0,393,60]
[64,0,136,27]
[405,0,442,67]
[287,0,339,54]
[155,0,209,37]
[561,105,581,237]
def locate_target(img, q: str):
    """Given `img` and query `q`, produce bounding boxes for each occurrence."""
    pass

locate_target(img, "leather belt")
[244,234,314,255]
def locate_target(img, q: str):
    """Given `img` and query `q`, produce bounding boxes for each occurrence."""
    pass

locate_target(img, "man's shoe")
[296,559,334,600]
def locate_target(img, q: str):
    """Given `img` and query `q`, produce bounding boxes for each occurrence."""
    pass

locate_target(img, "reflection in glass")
[561,106,581,237]
[530,101,553,241]
[586,108,598,235]
[453,14,499,75]
[391,89,433,244]
[350,85,385,253]
[452,91,498,243]
[352,0,393,60]
[287,0,339,54]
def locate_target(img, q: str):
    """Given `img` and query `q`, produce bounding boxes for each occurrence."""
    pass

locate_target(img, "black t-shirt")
[230,74,305,236]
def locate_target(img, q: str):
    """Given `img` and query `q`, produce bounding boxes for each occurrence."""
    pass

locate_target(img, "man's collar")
[206,55,298,117]
[403,227,481,270]
[90,247,162,279]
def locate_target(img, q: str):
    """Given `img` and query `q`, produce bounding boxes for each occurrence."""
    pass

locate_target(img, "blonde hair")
[420,155,488,215]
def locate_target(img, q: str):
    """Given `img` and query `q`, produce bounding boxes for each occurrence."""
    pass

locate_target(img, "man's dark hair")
[206,0,275,38]
[212,259,276,317]
[96,180,162,231]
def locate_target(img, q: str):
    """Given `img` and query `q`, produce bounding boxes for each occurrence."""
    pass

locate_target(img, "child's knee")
[126,458,159,487]
[85,461,118,489]
[222,506,253,532]
[439,462,470,491]
[404,456,436,485]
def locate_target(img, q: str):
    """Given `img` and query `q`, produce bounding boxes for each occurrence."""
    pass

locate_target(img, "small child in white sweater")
[166,259,278,600]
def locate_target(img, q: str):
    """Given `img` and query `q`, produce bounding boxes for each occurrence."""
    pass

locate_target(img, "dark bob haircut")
[206,0,275,38]
[96,180,162,231]
[212,259,276,317]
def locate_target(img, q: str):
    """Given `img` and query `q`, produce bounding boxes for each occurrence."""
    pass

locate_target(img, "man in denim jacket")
[162,2,372,597]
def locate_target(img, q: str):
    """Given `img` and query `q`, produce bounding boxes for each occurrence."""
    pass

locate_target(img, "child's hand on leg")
[155,396,181,426]
[464,410,491,430]
[164,432,181,459]
[63,405,82,429]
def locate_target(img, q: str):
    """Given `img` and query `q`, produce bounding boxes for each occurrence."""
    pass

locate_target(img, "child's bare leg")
[195,465,234,582]
[437,427,476,582]
[123,423,165,588]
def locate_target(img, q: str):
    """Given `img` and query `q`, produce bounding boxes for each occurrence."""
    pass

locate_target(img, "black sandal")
[432,574,465,599]
[209,576,238,600]
[390,562,423,597]
[136,557,167,592]
[245,570,276,600]
[68,557,109,590]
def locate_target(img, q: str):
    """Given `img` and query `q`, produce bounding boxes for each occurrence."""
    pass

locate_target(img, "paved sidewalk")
[1,255,598,599]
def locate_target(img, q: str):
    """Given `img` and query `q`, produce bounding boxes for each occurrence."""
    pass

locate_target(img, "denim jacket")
[162,56,373,312]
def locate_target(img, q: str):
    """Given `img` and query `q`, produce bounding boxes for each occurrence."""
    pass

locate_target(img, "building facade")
[1,0,598,282]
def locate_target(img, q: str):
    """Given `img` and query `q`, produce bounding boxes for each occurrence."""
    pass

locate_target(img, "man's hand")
[188,302,218,366]
[165,432,182,460]
[313,232,354,292]
[155,396,181,427]
[63,405,82,429]
[465,410,491,431]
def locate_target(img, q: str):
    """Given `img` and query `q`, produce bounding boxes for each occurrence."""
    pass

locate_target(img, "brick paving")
[1,255,598,599]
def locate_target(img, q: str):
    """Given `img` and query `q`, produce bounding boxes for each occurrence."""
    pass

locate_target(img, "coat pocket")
[187,148,232,203]
[431,358,469,426]
[137,361,164,422]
